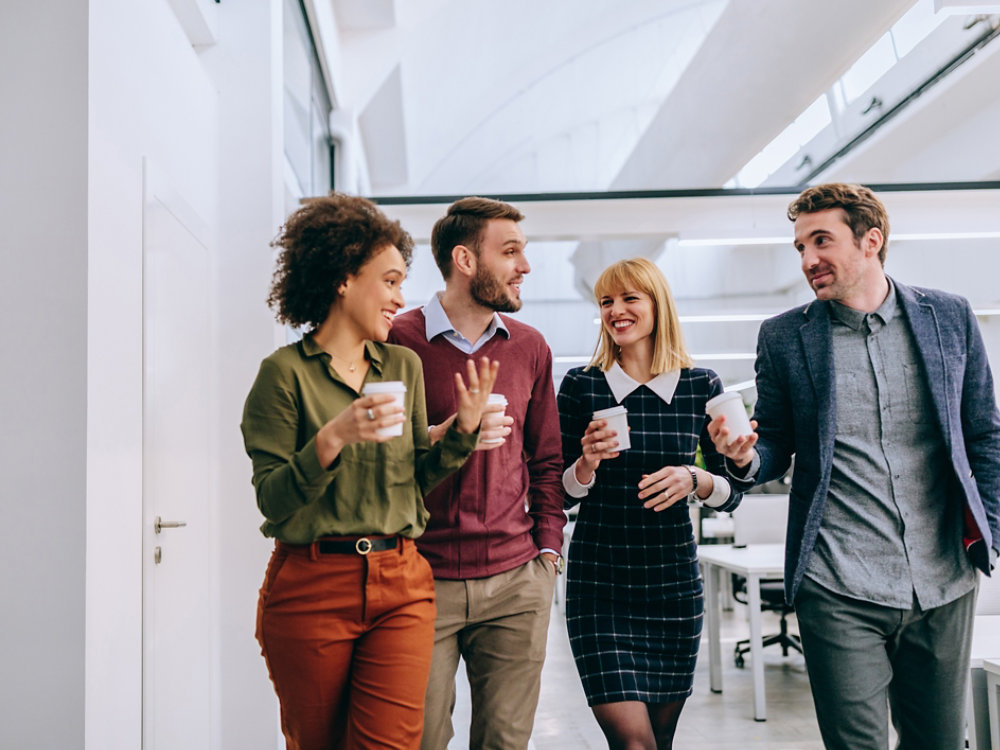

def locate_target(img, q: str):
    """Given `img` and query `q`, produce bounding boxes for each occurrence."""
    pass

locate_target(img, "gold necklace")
[326,348,361,372]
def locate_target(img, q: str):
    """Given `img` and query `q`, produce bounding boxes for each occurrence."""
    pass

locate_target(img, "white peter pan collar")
[603,361,680,405]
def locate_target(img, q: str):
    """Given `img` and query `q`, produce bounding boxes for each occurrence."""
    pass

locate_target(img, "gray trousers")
[794,575,976,750]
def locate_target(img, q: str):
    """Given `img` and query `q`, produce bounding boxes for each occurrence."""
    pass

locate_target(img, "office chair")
[731,575,801,667]
[728,494,802,668]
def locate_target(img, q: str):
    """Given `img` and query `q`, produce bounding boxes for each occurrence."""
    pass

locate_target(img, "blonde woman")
[557,258,743,749]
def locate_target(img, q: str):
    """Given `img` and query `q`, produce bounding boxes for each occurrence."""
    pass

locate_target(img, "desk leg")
[987,670,1000,750]
[967,670,985,750]
[748,573,767,721]
[703,562,722,693]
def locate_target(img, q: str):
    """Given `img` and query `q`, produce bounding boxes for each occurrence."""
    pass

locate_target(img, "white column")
[0,3,89,748]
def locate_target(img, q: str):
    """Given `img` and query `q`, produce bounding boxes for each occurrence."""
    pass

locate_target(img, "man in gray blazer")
[709,183,1000,750]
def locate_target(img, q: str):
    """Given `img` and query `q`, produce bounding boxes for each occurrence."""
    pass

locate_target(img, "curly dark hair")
[788,183,890,265]
[267,193,414,329]
[430,197,524,279]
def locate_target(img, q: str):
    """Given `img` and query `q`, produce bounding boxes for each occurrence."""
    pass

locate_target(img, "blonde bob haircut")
[588,257,693,374]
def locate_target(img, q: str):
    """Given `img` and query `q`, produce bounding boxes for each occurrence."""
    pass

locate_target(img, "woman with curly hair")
[241,193,498,750]
[557,258,743,749]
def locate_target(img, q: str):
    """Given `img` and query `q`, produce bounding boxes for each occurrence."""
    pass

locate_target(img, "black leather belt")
[317,537,397,555]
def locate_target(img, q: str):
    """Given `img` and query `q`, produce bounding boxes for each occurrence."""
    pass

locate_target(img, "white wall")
[85,1,286,747]
[4,1,287,747]
[0,4,89,748]
[201,2,289,746]
[87,1,220,746]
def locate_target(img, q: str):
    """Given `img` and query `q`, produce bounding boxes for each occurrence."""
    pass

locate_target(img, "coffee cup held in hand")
[705,391,752,444]
[592,405,630,452]
[480,393,508,445]
[361,381,407,438]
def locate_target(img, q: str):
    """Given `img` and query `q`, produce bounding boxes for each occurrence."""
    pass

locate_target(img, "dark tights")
[591,699,686,750]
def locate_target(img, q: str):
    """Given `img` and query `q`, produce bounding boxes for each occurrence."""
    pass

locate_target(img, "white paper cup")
[705,391,752,444]
[592,404,630,451]
[362,381,407,438]
[480,393,508,445]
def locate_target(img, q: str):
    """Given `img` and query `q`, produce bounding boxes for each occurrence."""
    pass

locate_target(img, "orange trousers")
[256,537,436,750]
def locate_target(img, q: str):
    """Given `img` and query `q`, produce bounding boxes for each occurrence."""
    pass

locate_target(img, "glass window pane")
[284,0,333,196]
[892,0,947,59]
[732,95,830,188]
[841,33,897,103]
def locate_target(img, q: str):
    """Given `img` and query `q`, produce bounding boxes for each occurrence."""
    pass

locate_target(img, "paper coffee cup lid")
[705,391,741,409]
[593,405,627,418]
[363,381,407,393]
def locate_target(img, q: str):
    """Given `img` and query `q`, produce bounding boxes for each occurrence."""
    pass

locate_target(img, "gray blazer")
[734,278,1000,602]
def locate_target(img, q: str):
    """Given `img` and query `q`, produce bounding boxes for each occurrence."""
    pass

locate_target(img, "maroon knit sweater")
[389,308,565,579]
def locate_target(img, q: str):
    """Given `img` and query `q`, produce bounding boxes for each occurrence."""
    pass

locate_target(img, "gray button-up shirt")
[806,281,975,609]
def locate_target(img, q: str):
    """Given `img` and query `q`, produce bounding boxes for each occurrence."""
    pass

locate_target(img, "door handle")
[154,516,188,534]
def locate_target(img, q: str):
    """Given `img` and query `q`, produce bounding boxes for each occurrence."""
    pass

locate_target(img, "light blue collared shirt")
[422,292,509,353]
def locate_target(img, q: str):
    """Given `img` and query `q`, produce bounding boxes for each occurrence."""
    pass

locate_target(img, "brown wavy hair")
[430,197,524,279]
[267,194,414,329]
[788,183,890,265]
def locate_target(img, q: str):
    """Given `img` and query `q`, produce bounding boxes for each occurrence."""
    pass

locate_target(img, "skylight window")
[727,0,953,189]
[839,33,897,104]
[838,0,948,105]
[892,0,949,58]
[730,96,831,188]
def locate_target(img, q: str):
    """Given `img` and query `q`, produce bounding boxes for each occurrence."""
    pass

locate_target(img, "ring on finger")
[366,408,376,421]
[469,388,480,394]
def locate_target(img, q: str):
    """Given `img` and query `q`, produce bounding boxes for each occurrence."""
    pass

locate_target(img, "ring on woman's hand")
[366,408,376,421]
[469,388,480,394]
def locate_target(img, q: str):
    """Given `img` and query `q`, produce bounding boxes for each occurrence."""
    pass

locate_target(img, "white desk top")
[971,615,1000,668]
[698,543,785,577]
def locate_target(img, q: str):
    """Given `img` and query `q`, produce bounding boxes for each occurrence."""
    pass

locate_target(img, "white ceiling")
[323,0,1000,196]
[315,0,1000,387]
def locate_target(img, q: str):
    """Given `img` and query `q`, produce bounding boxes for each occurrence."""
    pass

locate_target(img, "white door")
[141,162,214,749]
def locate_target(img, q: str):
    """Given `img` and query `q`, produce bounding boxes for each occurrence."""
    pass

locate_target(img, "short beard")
[470,265,521,312]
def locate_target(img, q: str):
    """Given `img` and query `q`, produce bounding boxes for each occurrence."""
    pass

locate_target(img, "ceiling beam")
[373,182,1000,244]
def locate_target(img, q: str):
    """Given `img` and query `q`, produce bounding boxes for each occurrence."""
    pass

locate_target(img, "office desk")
[985,658,1000,750]
[968,616,1000,750]
[699,543,786,721]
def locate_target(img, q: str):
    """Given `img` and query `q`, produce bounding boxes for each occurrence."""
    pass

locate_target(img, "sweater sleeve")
[523,342,568,552]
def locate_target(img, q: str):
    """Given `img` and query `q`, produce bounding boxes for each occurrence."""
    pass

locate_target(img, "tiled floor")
[447,601,825,749]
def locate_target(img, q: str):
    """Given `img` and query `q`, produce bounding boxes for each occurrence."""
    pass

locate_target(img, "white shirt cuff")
[563,460,595,498]
[698,474,731,509]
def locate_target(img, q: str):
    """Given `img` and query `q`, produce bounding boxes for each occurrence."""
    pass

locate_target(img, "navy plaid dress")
[557,365,740,705]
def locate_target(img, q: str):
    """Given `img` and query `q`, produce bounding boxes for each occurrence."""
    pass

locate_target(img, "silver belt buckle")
[355,537,373,555]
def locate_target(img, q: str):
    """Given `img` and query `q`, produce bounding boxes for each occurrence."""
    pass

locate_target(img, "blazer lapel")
[799,301,837,462]
[895,280,951,443]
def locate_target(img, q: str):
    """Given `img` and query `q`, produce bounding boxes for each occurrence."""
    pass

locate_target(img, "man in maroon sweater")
[388,197,565,750]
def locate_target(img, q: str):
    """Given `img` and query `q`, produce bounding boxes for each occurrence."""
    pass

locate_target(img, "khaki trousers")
[421,555,557,750]
[256,537,436,750]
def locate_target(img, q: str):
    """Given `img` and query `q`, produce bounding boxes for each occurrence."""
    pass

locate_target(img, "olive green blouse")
[241,335,478,544]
